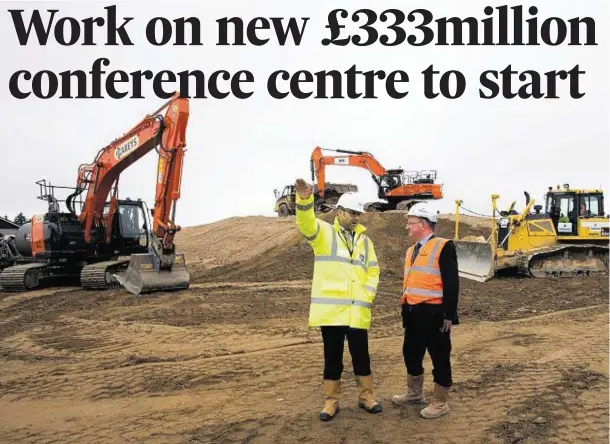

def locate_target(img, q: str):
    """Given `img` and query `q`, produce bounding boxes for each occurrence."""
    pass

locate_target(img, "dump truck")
[274,183,359,217]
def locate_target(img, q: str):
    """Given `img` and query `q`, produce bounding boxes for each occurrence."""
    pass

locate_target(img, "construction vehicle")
[310,146,443,212]
[454,184,609,282]
[274,182,359,217]
[0,92,190,295]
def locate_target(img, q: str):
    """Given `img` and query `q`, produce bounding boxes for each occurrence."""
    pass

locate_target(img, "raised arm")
[294,178,328,253]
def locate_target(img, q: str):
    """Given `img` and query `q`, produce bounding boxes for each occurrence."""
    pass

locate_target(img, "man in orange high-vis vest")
[391,203,459,419]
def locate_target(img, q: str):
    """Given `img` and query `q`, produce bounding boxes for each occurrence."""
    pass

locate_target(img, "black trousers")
[401,304,453,387]
[321,326,372,380]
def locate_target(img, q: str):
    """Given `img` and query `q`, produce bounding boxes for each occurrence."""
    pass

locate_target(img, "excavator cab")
[114,200,150,251]
[378,170,403,197]
[113,199,189,295]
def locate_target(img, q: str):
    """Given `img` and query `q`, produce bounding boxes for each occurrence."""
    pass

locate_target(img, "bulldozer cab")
[545,186,608,239]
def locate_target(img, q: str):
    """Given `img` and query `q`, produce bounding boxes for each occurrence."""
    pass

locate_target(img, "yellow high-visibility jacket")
[296,192,380,330]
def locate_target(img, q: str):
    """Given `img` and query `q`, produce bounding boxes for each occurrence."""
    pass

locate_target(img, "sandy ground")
[1,213,608,444]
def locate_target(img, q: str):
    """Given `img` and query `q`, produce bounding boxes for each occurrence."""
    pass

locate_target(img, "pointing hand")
[295,178,313,199]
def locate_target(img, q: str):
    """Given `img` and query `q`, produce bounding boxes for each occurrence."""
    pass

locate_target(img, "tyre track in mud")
[1,297,608,444]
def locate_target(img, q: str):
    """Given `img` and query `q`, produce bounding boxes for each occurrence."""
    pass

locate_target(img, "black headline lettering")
[4,5,595,100]
[8,5,133,45]
[479,64,586,99]
[422,65,466,99]
[8,58,255,99]
[217,16,309,45]
[146,16,202,45]
[322,6,596,46]
[266,66,409,99]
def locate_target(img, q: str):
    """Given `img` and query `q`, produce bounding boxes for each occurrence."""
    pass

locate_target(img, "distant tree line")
[3,212,27,226]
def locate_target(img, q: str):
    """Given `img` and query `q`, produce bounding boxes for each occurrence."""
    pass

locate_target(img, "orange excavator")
[0,92,190,295]
[311,146,444,212]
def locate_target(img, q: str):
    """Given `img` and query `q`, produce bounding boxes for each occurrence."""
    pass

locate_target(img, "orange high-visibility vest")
[401,237,448,305]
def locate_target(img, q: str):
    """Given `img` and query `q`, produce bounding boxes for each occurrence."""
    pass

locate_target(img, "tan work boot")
[320,380,341,421]
[420,383,450,419]
[355,375,382,414]
[392,374,427,405]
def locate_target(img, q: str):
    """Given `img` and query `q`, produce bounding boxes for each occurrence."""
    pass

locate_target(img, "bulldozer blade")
[114,253,190,295]
[454,241,495,282]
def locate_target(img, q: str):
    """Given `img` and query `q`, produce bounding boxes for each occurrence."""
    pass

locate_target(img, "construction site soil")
[1,212,608,444]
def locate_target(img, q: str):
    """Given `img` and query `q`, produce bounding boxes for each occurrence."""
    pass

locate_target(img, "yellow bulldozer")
[454,184,609,282]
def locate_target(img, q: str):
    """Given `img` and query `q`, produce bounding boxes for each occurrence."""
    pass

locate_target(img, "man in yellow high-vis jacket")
[294,178,382,421]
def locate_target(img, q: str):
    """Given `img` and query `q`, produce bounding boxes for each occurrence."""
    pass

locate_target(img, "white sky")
[0,0,608,227]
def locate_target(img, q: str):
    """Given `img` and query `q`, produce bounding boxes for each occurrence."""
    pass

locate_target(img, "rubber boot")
[355,375,382,414]
[420,383,450,419]
[320,380,340,421]
[391,374,427,405]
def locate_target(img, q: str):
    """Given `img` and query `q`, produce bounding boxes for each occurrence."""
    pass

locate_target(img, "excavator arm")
[73,92,188,246]
[68,92,191,295]
[310,146,387,196]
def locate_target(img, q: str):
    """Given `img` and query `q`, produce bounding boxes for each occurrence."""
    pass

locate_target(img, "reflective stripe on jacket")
[401,236,448,305]
[296,193,380,330]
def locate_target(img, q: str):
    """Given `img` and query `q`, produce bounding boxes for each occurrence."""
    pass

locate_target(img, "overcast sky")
[0,0,608,227]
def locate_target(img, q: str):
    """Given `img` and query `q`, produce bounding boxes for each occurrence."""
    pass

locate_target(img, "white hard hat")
[336,193,366,213]
[408,202,439,223]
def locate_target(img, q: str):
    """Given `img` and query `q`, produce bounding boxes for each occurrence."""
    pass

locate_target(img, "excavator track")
[0,263,48,292]
[520,244,609,278]
[80,260,130,290]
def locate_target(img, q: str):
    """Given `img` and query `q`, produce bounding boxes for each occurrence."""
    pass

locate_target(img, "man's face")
[338,208,361,230]
[406,216,427,240]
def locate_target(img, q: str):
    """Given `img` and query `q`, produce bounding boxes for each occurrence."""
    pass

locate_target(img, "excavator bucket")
[114,252,190,295]
[454,240,496,282]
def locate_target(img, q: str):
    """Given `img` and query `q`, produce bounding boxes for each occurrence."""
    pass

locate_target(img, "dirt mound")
[192,211,490,283]
[176,216,296,269]
[441,213,492,229]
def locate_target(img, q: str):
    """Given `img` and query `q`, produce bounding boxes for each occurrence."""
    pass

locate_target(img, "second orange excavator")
[311,146,444,212]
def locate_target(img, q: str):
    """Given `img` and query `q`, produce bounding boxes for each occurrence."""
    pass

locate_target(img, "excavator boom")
[311,146,386,195]
[73,92,191,295]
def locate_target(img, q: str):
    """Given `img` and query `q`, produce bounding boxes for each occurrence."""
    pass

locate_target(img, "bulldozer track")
[522,244,609,278]
[0,263,48,292]
[80,260,130,290]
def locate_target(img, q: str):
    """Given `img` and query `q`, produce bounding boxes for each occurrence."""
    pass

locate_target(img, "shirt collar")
[417,232,434,247]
